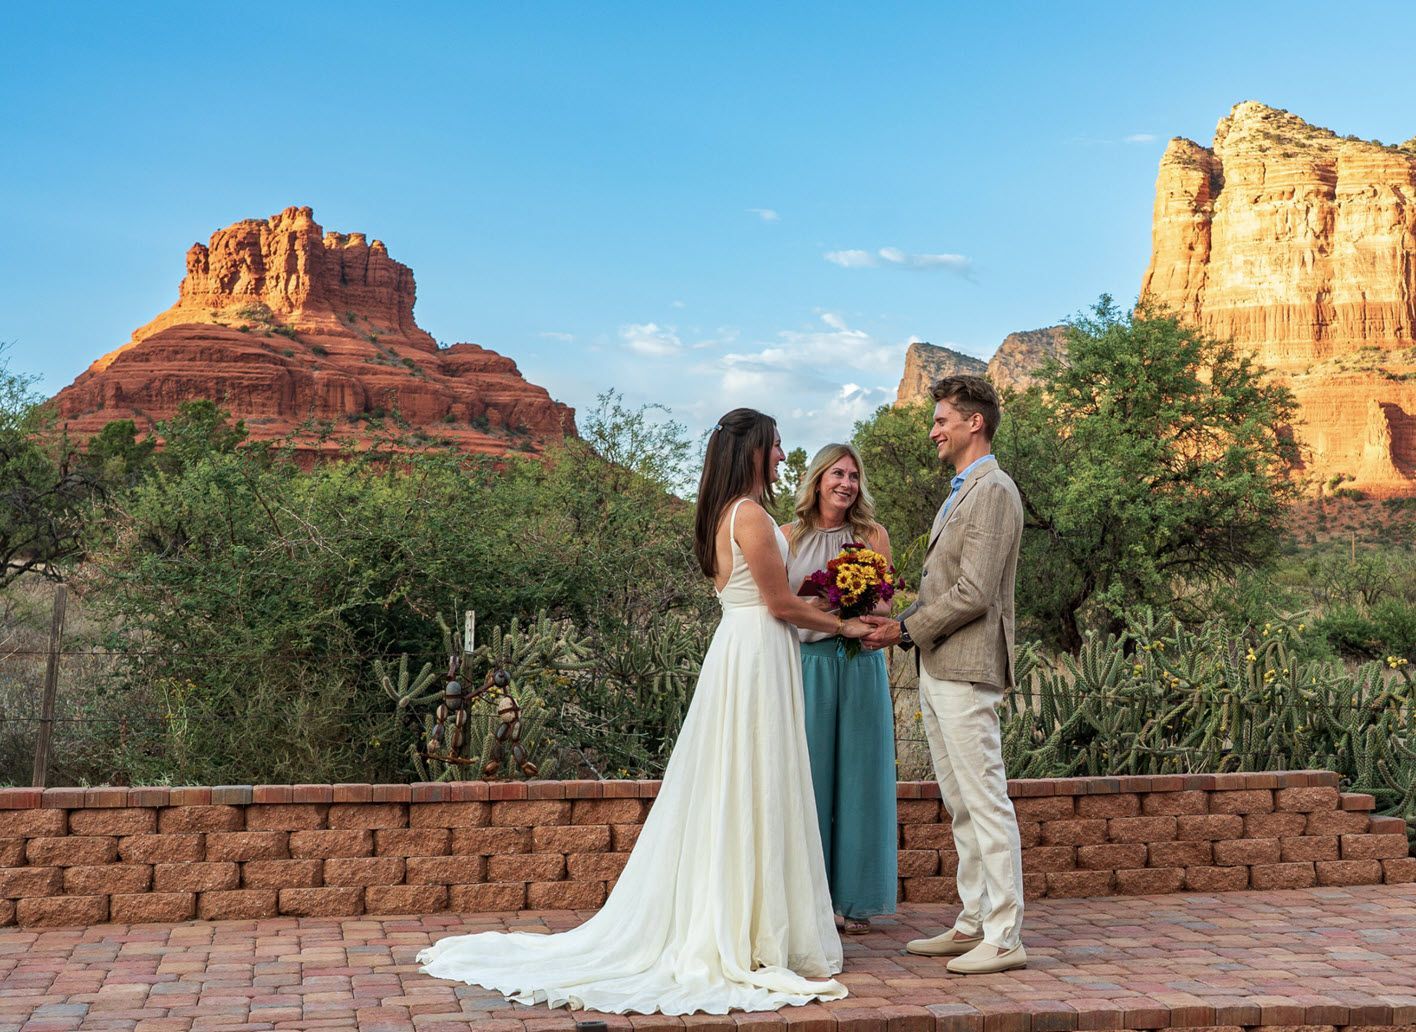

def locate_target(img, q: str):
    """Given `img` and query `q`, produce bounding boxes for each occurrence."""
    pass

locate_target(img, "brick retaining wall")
[0,771,1411,928]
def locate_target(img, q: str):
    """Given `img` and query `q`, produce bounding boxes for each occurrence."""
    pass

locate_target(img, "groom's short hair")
[931,375,1001,440]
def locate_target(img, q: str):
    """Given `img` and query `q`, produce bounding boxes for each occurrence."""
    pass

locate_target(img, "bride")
[418,407,873,1015]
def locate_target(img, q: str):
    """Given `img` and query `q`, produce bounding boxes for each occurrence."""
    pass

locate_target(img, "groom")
[862,374,1026,975]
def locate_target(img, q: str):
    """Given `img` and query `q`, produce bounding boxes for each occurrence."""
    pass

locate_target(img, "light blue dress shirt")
[936,453,994,527]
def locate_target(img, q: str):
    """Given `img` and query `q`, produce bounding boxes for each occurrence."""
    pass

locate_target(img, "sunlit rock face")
[894,342,988,406]
[1141,102,1416,496]
[54,206,576,458]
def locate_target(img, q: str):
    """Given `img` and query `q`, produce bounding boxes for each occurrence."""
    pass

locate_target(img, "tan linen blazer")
[899,456,1023,689]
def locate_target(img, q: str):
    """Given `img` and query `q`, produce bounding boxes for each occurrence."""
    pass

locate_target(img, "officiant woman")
[782,444,898,934]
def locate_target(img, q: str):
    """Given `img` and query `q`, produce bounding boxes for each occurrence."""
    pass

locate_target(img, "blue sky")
[4,1,1415,455]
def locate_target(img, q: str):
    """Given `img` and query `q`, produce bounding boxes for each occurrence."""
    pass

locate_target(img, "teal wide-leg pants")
[799,639,898,918]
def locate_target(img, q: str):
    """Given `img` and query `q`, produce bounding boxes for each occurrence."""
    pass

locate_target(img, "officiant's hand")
[860,615,901,650]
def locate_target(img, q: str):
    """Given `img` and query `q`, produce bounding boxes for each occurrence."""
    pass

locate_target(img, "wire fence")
[0,634,941,787]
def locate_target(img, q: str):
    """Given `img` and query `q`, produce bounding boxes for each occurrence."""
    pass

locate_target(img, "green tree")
[79,390,715,784]
[154,400,248,472]
[84,419,156,487]
[580,390,694,495]
[997,296,1300,650]
[851,298,1301,650]
[768,447,808,523]
[0,344,93,586]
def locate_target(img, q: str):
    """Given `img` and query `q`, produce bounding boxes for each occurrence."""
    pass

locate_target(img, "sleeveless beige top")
[785,524,856,644]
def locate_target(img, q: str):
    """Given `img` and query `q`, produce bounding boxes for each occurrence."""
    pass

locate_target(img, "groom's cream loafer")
[904,928,984,957]
[946,942,1027,974]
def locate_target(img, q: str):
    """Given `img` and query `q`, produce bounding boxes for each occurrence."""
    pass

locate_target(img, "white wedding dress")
[417,500,847,1015]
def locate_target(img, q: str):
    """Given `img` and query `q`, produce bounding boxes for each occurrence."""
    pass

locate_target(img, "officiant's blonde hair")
[789,443,881,553]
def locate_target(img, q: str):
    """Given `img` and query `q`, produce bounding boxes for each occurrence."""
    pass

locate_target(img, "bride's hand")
[838,616,872,639]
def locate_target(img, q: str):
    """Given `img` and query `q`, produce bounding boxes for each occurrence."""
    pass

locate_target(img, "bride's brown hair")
[693,408,778,577]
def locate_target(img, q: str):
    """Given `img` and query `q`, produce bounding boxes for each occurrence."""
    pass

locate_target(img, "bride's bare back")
[712,497,867,640]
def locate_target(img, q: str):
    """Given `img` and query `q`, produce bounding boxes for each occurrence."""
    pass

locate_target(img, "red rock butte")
[51,206,576,458]
[1141,102,1416,497]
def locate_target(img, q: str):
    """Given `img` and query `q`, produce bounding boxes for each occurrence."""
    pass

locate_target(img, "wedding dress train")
[417,500,847,1014]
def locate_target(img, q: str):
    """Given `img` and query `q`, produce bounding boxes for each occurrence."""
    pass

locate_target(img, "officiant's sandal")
[904,927,983,957]
[945,942,1027,974]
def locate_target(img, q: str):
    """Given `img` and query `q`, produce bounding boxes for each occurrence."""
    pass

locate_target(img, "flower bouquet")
[799,542,899,657]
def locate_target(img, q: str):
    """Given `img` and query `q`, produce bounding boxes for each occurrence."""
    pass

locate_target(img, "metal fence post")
[31,582,67,788]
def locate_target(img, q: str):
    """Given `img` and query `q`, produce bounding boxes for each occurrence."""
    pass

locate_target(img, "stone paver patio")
[1,884,1414,1031]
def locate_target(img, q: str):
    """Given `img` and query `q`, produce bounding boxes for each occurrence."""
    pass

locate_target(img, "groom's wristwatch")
[898,619,915,651]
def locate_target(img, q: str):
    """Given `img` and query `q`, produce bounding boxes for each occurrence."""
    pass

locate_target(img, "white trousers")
[917,667,1024,949]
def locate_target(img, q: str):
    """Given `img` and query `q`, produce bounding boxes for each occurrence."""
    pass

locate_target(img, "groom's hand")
[861,615,901,650]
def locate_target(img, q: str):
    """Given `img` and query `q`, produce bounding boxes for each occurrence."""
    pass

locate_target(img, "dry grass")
[0,573,123,786]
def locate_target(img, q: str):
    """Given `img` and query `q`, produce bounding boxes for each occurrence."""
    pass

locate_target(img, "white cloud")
[548,312,935,470]
[671,299,686,309]
[824,249,877,268]
[1124,133,1158,143]
[902,252,972,272]
[692,326,739,349]
[620,322,738,357]
[539,331,575,342]
[694,313,913,448]
[832,382,897,425]
[620,322,684,357]
[747,207,780,222]
[826,247,973,276]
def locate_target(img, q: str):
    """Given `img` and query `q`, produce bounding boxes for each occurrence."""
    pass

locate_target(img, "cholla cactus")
[373,654,443,781]
[379,610,591,781]
[465,686,559,780]
[999,610,1414,843]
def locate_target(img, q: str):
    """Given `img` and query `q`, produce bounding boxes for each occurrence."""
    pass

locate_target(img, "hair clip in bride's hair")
[712,423,723,432]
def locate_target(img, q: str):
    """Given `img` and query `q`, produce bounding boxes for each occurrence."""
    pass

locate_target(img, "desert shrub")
[1315,600,1416,665]
[53,391,711,784]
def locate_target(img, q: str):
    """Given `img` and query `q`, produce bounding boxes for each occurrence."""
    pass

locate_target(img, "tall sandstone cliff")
[985,326,1067,394]
[893,342,987,405]
[53,207,576,457]
[1141,102,1416,497]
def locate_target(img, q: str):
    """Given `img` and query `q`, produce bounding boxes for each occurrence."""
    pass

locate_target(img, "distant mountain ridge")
[894,327,1066,407]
